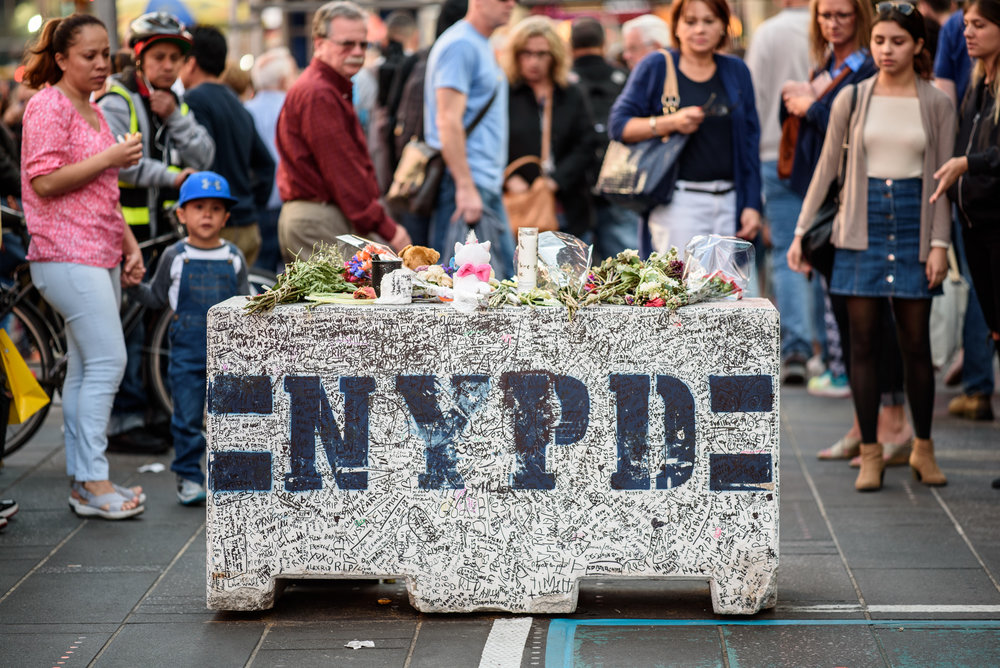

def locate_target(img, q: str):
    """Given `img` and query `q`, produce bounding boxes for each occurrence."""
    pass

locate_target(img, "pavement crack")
[931,487,1000,595]
[782,408,872,620]
[88,519,206,667]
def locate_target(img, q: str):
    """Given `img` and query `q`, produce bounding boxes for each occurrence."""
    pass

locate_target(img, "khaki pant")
[277,200,352,264]
[220,223,262,268]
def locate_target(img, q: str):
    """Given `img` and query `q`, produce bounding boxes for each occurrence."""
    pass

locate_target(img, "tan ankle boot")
[910,438,947,486]
[855,443,885,492]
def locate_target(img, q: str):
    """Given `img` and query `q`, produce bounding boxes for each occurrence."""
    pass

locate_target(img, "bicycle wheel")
[144,271,277,416]
[1,303,56,458]
[146,307,173,416]
[248,270,276,296]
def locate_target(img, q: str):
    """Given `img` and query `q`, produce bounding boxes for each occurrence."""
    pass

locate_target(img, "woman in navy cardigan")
[608,0,762,257]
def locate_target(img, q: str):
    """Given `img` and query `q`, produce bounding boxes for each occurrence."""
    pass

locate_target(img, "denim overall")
[170,248,240,485]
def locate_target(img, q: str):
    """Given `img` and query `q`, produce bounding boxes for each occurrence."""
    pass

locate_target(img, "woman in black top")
[932,0,1000,488]
[501,16,598,239]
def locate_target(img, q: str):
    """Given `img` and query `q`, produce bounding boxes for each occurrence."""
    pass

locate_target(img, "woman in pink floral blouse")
[20,14,146,519]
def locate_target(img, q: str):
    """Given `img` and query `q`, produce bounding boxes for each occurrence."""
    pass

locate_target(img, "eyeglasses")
[876,1,916,16]
[817,11,856,23]
[518,50,552,59]
[325,38,370,51]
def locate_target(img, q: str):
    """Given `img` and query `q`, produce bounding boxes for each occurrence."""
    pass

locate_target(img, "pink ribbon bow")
[456,263,491,281]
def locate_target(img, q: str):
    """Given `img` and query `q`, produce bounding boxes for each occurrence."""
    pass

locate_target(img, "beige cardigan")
[794,77,956,261]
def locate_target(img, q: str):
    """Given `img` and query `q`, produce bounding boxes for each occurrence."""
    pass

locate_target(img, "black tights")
[847,297,934,444]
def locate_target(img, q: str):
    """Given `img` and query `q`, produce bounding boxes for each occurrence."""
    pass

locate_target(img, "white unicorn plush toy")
[451,231,493,312]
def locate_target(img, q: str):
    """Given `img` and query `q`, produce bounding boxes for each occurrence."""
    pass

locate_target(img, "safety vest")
[105,82,189,226]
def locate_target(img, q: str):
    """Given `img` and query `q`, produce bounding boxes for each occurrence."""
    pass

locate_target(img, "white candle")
[517,227,538,292]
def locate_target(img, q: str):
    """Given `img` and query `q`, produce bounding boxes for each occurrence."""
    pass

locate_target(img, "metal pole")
[93,0,120,51]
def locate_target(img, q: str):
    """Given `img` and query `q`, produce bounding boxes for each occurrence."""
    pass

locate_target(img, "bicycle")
[0,203,275,458]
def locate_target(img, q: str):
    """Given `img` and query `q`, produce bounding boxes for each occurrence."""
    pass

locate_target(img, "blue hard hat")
[177,171,238,208]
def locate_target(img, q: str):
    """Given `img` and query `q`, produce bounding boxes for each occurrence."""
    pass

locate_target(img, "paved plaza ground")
[1,379,998,667]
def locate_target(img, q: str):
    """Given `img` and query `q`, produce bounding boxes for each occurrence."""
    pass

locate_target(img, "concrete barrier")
[206,297,779,614]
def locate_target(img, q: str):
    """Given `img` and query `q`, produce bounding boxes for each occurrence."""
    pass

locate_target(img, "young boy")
[130,171,250,504]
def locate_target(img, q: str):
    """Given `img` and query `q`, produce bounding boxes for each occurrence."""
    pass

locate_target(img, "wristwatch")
[649,115,659,135]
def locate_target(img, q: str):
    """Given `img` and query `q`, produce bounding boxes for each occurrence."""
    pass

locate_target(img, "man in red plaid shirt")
[276,1,411,263]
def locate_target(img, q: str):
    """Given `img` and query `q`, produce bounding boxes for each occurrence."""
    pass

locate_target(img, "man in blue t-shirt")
[424,0,515,276]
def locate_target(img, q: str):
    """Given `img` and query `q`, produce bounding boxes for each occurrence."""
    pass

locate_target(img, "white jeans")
[30,262,126,482]
[648,180,736,256]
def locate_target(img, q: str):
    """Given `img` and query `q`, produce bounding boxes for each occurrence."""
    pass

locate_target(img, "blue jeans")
[430,172,515,280]
[953,217,996,395]
[255,207,282,275]
[31,262,126,481]
[763,161,813,360]
[169,255,240,485]
[593,201,639,261]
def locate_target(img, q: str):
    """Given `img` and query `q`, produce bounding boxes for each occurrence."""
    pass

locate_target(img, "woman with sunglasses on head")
[19,15,147,517]
[608,0,762,257]
[501,16,598,239]
[930,1,1000,472]
[782,0,916,472]
[790,2,955,491]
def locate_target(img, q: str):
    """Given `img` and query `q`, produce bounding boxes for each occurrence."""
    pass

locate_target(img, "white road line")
[479,617,534,668]
[779,603,1000,614]
[866,605,1000,614]
[777,604,863,613]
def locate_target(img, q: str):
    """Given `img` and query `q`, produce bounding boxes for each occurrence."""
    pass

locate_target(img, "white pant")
[648,180,736,255]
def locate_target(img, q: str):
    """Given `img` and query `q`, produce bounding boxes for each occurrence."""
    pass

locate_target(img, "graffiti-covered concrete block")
[206,298,779,614]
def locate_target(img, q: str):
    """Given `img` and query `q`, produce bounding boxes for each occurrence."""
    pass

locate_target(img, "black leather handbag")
[596,50,688,214]
[801,84,858,280]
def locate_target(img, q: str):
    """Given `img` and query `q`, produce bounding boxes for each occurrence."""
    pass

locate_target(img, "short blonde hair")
[500,16,570,88]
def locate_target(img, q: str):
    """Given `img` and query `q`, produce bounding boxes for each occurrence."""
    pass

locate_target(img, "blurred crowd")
[0,0,998,527]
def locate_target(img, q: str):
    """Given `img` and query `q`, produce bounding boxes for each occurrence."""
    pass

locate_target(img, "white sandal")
[69,483,144,520]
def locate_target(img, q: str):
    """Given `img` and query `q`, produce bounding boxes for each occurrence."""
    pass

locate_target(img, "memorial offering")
[244,233,752,316]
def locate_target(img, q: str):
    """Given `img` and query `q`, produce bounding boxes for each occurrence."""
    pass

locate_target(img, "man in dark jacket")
[181,25,275,267]
[570,17,638,259]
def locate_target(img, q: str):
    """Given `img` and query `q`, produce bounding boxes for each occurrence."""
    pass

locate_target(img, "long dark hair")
[21,14,107,88]
[872,3,933,79]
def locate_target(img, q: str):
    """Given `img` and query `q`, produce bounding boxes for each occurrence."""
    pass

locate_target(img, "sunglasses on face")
[875,1,917,16]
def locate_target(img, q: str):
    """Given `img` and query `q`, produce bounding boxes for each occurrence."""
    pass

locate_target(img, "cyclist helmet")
[128,12,192,58]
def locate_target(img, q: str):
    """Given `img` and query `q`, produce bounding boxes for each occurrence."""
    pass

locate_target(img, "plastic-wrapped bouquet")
[682,235,752,304]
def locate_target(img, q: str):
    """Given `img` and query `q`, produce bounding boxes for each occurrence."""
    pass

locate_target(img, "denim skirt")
[830,178,942,299]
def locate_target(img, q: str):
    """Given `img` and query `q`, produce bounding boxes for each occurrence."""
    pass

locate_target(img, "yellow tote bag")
[0,328,50,425]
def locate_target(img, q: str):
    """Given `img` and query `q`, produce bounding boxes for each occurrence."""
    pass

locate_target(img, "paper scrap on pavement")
[344,640,375,650]
[138,463,166,473]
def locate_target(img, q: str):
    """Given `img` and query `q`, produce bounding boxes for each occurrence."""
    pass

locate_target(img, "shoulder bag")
[778,65,852,179]
[502,92,559,234]
[800,84,858,281]
[387,89,497,218]
[595,50,687,214]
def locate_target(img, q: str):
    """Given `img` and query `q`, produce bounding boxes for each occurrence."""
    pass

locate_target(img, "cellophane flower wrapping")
[682,234,753,304]
[534,231,593,293]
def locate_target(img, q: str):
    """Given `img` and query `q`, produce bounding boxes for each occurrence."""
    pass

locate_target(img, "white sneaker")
[177,477,207,506]
[806,354,826,379]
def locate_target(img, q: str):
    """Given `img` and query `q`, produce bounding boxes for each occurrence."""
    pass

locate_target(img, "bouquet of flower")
[577,248,688,313]
[343,243,382,285]
[245,242,351,313]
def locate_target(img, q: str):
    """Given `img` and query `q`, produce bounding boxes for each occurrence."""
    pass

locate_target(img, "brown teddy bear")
[398,245,441,271]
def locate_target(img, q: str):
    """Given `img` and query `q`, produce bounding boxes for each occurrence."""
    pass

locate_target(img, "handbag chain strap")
[658,49,680,115]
